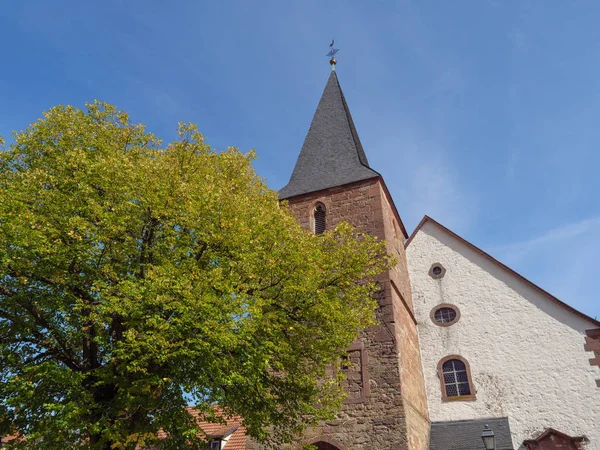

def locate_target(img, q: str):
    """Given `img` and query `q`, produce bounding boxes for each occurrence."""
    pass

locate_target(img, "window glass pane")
[443,372,455,384]
[314,205,326,234]
[446,384,458,397]
[434,307,457,324]
[442,359,471,398]
[452,360,465,371]
[458,382,471,395]
[456,371,468,382]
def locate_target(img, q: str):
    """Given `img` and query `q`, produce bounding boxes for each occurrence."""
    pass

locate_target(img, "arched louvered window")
[314,204,326,235]
[438,356,476,401]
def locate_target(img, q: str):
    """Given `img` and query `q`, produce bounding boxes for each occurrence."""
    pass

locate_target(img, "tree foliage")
[0,102,392,449]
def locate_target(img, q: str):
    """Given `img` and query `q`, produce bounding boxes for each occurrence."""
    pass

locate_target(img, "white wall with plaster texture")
[406,220,600,449]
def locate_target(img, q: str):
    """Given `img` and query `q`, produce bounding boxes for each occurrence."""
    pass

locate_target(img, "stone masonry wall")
[379,186,430,450]
[585,328,600,388]
[247,178,429,450]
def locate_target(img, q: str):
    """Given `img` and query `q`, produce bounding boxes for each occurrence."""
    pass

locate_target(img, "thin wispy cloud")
[508,27,527,51]
[493,217,600,263]
[505,149,521,183]
[372,128,477,235]
[491,217,600,318]
[404,150,476,234]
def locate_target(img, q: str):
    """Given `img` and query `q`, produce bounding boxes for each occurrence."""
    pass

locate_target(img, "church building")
[250,60,600,450]
[2,57,598,450]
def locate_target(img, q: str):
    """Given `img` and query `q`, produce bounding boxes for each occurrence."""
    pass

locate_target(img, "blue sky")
[2,1,599,319]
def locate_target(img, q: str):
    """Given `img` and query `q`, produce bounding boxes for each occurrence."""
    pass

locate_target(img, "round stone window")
[430,304,460,327]
[429,263,446,279]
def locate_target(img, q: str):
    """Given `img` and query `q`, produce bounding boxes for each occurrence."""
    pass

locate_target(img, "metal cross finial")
[326,39,339,69]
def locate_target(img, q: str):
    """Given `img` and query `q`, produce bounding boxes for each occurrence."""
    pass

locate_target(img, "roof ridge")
[336,72,370,169]
[431,416,509,425]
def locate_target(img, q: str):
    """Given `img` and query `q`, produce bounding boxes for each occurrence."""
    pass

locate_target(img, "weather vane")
[327,39,339,68]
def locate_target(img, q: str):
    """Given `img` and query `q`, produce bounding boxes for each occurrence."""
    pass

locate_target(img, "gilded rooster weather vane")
[327,39,339,68]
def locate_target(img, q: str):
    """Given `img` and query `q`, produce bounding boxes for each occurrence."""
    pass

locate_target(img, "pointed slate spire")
[279,71,380,199]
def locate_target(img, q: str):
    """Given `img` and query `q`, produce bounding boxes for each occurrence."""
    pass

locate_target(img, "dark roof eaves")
[431,417,509,426]
[429,417,514,450]
[406,215,600,329]
[278,168,379,199]
[279,176,380,202]
[279,175,409,239]
[208,425,240,439]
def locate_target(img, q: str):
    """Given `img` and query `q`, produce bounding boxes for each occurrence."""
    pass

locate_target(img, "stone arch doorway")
[314,442,340,450]
[306,436,348,450]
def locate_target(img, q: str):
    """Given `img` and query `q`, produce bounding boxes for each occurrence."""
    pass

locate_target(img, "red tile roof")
[153,406,246,449]
[3,409,246,449]
[0,433,20,444]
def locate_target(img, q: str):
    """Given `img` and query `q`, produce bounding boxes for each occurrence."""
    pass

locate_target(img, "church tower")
[278,66,430,450]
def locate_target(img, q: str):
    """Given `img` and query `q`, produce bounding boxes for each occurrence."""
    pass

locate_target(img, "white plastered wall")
[405,220,600,449]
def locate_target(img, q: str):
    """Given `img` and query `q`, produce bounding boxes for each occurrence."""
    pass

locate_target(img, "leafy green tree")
[0,102,392,449]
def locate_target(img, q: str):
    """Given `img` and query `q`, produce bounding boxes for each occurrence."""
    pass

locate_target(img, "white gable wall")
[406,221,600,448]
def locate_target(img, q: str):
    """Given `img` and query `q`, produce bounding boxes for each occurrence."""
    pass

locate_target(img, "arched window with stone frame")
[437,355,476,401]
[313,202,326,235]
[306,436,348,450]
